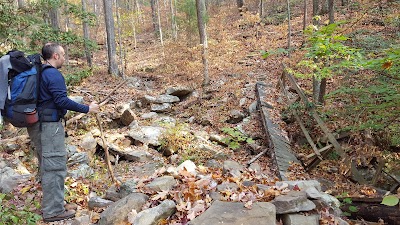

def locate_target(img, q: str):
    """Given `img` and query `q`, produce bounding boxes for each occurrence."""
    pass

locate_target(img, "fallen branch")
[95,113,119,187]
[247,148,269,166]
[66,80,127,126]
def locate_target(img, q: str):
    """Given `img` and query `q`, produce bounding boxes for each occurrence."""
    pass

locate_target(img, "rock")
[98,193,148,225]
[144,94,180,104]
[226,109,245,124]
[249,101,258,114]
[275,180,322,191]
[177,160,197,176]
[80,132,97,151]
[305,186,323,199]
[66,145,78,158]
[282,214,320,225]
[217,182,239,192]
[271,191,316,214]
[141,112,158,119]
[209,134,228,147]
[151,103,172,112]
[105,185,123,201]
[4,143,19,153]
[205,159,221,168]
[68,164,94,179]
[67,152,89,166]
[239,97,247,107]
[165,87,193,99]
[223,160,244,177]
[69,96,84,104]
[120,179,138,197]
[132,200,176,225]
[248,163,262,175]
[109,144,152,162]
[88,197,114,210]
[128,126,165,147]
[153,116,176,125]
[145,176,176,192]
[71,214,90,225]
[121,108,137,126]
[188,200,276,225]
[0,167,30,193]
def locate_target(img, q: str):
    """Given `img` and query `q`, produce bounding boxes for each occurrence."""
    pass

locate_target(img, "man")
[27,42,99,222]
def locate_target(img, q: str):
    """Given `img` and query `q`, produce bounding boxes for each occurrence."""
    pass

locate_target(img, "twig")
[66,80,127,126]
[247,148,269,166]
[95,113,119,186]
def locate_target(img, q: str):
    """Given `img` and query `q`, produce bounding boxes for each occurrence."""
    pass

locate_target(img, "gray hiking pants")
[28,121,67,219]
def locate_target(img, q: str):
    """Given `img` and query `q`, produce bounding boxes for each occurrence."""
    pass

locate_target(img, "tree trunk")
[115,0,124,77]
[303,0,307,31]
[170,0,178,40]
[312,0,319,25]
[103,0,119,76]
[286,0,291,57]
[131,1,138,49]
[17,0,25,8]
[156,0,164,48]
[196,0,209,87]
[328,0,334,24]
[259,0,264,17]
[151,0,160,37]
[341,201,400,225]
[82,0,93,67]
[236,0,244,12]
[49,7,60,30]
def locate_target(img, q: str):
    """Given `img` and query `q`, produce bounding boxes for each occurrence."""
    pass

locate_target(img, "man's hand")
[88,101,99,113]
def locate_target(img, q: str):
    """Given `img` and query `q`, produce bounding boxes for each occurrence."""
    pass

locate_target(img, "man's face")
[55,47,65,69]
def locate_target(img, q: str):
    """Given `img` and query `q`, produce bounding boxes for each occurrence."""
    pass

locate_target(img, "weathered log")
[341,200,400,225]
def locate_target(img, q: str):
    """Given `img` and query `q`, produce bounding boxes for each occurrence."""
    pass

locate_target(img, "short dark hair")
[42,42,61,60]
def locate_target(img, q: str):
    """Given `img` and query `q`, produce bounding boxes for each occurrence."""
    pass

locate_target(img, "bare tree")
[82,0,93,67]
[103,0,119,76]
[196,0,209,86]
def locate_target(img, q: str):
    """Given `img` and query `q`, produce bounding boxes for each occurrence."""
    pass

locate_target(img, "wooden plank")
[306,144,333,160]
[292,110,323,160]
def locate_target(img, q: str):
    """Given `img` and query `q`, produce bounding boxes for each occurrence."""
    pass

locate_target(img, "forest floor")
[1,1,399,224]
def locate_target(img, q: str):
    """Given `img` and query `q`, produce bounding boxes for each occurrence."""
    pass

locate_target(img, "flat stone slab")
[188,200,276,225]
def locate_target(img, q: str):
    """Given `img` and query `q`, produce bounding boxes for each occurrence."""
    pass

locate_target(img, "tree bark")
[328,0,334,24]
[170,0,178,40]
[17,0,25,8]
[103,0,120,76]
[236,0,244,12]
[82,0,93,67]
[49,7,60,30]
[151,0,160,37]
[259,0,264,17]
[303,0,307,31]
[115,0,124,77]
[341,201,400,225]
[196,0,209,86]
[286,0,291,57]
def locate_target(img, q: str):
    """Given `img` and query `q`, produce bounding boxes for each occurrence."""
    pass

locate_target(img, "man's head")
[42,42,65,69]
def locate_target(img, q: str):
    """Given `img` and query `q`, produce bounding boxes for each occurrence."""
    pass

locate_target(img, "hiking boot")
[65,203,78,211]
[43,209,76,222]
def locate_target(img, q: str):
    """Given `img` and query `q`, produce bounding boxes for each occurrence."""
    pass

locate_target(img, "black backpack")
[1,50,43,127]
